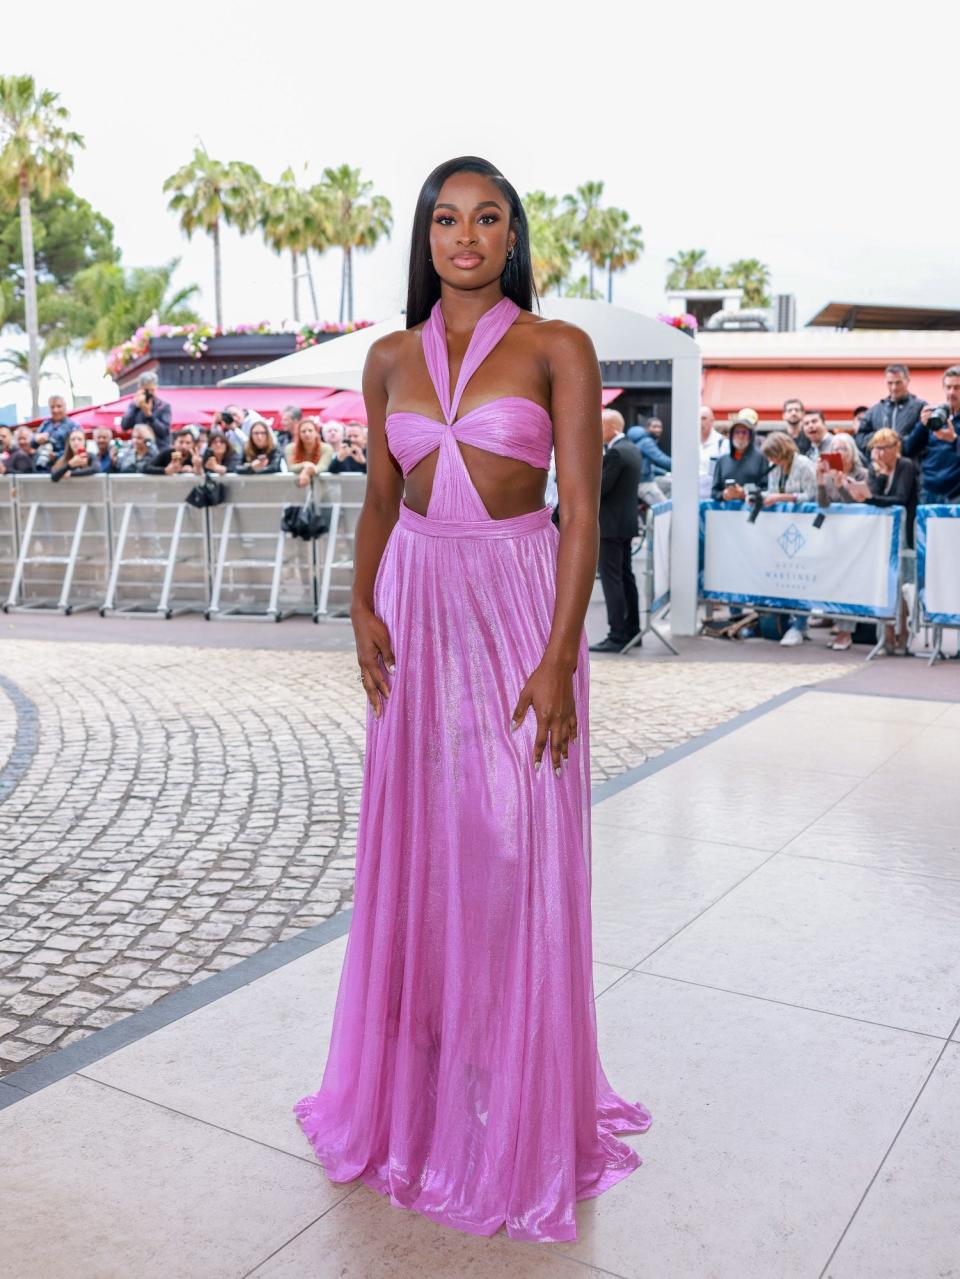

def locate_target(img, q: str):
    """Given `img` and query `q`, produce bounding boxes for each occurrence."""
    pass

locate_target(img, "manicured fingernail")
[510,719,517,731]
[388,663,395,674]
[555,766,562,777]
[534,759,541,771]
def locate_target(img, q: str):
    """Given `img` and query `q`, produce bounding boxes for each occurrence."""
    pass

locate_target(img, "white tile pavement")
[1,688,958,1278]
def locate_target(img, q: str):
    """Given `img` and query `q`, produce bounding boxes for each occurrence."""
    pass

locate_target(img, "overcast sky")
[5,0,958,415]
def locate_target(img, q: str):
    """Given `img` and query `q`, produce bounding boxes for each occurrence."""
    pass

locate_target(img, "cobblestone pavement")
[0,636,848,1075]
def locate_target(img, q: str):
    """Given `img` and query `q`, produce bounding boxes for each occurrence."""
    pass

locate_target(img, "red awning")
[19,386,344,433]
[21,383,630,434]
[316,390,367,423]
[702,367,946,421]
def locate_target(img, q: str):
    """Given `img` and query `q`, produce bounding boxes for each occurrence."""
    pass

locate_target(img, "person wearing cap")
[711,410,768,501]
[120,372,173,450]
[144,425,204,476]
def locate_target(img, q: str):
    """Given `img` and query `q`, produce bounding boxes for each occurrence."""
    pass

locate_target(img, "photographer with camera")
[711,410,768,502]
[35,395,80,454]
[144,426,204,477]
[328,422,368,474]
[901,366,960,503]
[120,372,173,450]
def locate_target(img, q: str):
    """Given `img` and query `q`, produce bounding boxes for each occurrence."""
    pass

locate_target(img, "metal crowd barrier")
[5,474,110,614]
[623,501,677,655]
[208,473,319,621]
[316,474,366,619]
[0,476,17,603]
[104,475,211,617]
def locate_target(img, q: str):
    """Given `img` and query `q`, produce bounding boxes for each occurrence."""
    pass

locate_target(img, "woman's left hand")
[842,476,871,501]
[511,658,577,774]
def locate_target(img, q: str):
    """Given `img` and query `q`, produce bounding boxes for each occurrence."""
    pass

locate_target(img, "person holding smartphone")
[815,434,869,651]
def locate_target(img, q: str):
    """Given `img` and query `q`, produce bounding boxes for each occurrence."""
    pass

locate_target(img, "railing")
[0,473,366,623]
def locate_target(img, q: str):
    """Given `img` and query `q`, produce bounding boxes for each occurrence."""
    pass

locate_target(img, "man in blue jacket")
[902,366,960,502]
[626,417,672,502]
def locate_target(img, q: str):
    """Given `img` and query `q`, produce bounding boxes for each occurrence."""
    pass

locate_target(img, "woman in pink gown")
[293,156,651,1244]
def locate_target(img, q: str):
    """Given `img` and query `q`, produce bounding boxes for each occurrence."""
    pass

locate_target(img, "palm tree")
[524,190,575,296]
[0,341,60,389]
[0,75,83,417]
[314,165,392,323]
[724,257,771,308]
[163,148,262,327]
[666,249,710,291]
[260,167,322,322]
[562,181,612,299]
[604,207,644,303]
[563,274,601,300]
[69,257,201,351]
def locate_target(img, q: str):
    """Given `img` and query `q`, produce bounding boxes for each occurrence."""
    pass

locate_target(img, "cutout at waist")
[397,501,554,540]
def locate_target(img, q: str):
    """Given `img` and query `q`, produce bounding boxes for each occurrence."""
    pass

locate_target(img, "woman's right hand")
[352,603,396,718]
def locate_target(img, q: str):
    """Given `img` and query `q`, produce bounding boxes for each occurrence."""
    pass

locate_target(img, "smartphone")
[819,452,845,471]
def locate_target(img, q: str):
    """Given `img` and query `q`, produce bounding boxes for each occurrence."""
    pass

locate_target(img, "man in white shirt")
[699,406,728,497]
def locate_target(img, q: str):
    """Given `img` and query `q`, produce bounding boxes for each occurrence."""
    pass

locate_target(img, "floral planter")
[110,322,373,393]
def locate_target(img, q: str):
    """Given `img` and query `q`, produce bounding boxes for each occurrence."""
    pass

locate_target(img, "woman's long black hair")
[405,156,538,329]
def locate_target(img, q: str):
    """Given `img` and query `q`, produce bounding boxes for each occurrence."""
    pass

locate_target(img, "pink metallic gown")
[293,294,651,1243]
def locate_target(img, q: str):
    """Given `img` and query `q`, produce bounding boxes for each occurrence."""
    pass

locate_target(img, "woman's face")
[429,171,516,288]
[300,422,318,448]
[871,441,898,473]
[251,424,269,449]
[68,430,86,454]
[212,436,227,457]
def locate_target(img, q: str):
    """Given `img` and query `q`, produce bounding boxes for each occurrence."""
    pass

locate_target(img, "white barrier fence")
[916,506,960,663]
[624,500,676,655]
[1,473,366,622]
[700,500,902,621]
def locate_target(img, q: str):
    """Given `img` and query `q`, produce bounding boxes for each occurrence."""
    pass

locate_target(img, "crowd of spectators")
[585,361,959,657]
[0,375,368,484]
[695,362,960,653]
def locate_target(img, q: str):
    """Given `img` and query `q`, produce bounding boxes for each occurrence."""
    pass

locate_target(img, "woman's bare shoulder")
[517,312,597,364]
[363,327,423,387]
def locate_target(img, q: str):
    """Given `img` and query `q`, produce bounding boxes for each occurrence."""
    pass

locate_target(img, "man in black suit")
[589,409,644,653]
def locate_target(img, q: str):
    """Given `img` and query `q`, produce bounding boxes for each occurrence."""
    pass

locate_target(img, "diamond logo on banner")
[778,524,806,558]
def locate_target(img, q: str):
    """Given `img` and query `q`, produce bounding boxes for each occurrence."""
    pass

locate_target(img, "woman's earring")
[506,246,515,260]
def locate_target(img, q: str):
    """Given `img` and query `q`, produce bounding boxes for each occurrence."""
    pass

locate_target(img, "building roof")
[807,302,960,331]
[697,328,960,367]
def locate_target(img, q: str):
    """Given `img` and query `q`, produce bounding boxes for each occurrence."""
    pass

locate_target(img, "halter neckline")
[423,295,520,425]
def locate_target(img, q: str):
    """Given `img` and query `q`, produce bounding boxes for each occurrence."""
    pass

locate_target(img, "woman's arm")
[351,334,404,718]
[511,322,601,774]
[541,322,601,672]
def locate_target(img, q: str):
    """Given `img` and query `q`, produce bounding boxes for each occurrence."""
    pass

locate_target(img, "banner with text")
[699,501,902,618]
[917,505,960,625]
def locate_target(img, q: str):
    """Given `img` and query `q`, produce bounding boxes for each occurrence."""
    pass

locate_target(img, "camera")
[928,404,950,430]
[220,411,234,426]
[744,483,765,524]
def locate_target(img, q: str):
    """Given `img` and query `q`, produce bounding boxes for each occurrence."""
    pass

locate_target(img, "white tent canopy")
[220,299,696,391]
[222,300,701,636]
